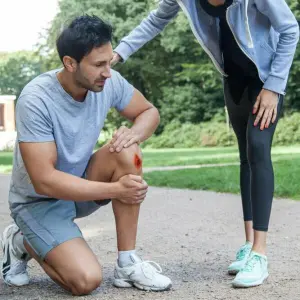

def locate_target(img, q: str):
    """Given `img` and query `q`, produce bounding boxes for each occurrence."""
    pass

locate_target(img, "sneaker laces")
[243,255,261,272]
[236,244,251,261]
[139,261,163,280]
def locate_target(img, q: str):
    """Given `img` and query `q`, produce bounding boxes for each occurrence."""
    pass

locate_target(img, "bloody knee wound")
[134,154,142,169]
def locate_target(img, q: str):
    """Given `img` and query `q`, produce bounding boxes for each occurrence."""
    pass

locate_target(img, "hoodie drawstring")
[244,0,254,48]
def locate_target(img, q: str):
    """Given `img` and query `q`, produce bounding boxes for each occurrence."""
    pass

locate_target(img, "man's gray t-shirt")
[9,69,134,206]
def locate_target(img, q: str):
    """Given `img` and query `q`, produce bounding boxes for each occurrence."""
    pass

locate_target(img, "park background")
[0,0,299,199]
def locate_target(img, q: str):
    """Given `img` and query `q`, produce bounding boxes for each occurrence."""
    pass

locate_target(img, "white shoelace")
[139,261,163,279]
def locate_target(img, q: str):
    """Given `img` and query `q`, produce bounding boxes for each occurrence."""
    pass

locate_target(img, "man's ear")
[62,56,78,73]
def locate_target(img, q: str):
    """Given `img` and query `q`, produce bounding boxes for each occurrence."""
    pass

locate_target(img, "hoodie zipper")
[177,0,227,77]
[226,2,264,82]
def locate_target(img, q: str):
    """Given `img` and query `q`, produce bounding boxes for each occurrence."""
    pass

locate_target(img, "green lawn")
[1,146,300,170]
[144,159,300,200]
[142,146,300,167]
[0,151,14,173]
[1,146,300,199]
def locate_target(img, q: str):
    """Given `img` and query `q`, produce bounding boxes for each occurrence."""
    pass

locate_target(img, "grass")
[0,151,14,174]
[1,146,300,199]
[144,159,300,200]
[142,145,300,167]
[0,152,14,165]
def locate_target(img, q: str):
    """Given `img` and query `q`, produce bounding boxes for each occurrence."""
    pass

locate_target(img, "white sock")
[12,231,31,261]
[118,250,141,267]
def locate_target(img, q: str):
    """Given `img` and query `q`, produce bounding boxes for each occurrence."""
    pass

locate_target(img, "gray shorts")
[10,198,111,260]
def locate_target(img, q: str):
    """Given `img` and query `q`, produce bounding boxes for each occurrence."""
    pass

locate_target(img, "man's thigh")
[12,199,82,260]
[12,199,102,284]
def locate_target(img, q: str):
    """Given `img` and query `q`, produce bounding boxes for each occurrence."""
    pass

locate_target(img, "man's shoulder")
[18,69,59,100]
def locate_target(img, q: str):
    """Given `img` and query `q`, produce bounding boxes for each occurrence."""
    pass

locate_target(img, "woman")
[112,0,299,288]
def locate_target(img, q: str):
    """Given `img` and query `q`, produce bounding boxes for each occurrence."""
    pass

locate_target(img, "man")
[1,15,172,295]
[111,0,299,288]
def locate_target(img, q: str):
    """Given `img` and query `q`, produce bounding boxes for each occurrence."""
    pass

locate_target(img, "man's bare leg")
[9,143,144,295]
[7,143,170,294]
[86,143,172,291]
[87,143,143,252]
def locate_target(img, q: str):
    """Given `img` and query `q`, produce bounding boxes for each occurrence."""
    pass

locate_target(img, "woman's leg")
[246,79,284,253]
[232,79,283,288]
[224,78,253,240]
[224,77,255,275]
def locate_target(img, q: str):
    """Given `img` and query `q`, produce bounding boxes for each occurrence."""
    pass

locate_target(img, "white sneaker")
[113,254,172,291]
[1,224,30,286]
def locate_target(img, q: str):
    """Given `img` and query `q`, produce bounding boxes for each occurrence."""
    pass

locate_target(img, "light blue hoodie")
[114,0,299,95]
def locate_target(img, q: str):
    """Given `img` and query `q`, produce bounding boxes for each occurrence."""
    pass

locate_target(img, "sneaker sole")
[113,279,172,292]
[228,269,239,275]
[232,273,269,288]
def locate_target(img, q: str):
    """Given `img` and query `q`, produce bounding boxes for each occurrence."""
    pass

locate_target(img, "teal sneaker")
[228,242,252,275]
[232,251,269,288]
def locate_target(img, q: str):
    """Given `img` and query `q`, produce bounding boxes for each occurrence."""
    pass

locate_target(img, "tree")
[41,0,300,132]
[0,51,44,99]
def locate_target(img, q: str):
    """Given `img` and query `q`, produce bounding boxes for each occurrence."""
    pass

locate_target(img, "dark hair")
[56,15,113,63]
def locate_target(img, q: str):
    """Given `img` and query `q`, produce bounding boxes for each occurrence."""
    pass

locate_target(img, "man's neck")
[57,69,87,101]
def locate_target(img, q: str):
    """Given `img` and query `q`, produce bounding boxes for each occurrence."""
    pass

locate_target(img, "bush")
[142,112,300,149]
[142,120,236,148]
[95,112,300,149]
[273,112,300,146]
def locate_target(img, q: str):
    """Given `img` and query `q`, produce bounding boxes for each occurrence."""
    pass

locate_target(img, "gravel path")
[0,174,299,300]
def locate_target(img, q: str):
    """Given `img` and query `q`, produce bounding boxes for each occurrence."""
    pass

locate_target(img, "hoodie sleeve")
[114,0,180,62]
[254,0,299,95]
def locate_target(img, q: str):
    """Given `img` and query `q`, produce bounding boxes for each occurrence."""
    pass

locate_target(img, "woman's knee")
[247,136,270,164]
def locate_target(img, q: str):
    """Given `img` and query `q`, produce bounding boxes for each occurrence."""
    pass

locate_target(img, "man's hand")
[109,126,141,153]
[111,52,121,67]
[116,175,148,204]
[253,89,279,130]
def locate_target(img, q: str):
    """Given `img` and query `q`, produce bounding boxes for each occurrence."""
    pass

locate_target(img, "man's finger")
[116,137,132,152]
[110,129,121,147]
[124,137,139,148]
[113,132,129,148]
[114,127,127,139]
[129,174,143,183]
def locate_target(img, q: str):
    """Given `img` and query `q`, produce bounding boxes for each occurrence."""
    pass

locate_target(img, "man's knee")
[67,268,102,296]
[113,143,142,171]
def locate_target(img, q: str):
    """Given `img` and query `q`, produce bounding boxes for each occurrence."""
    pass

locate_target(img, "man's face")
[74,43,113,92]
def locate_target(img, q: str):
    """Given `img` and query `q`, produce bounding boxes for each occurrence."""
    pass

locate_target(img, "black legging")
[224,76,283,232]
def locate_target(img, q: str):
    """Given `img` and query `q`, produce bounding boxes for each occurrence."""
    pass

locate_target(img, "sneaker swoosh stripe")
[2,244,11,276]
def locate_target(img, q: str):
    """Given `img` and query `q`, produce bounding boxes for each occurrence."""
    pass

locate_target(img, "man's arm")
[16,94,147,203]
[19,141,118,201]
[254,0,299,95]
[109,89,160,152]
[19,141,147,203]
[113,0,180,63]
